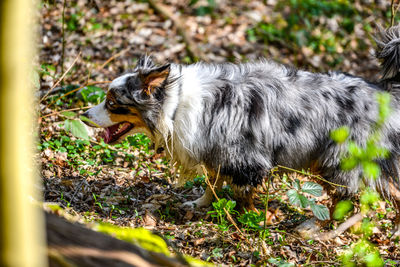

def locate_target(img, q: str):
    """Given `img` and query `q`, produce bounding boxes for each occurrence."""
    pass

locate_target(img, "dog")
[83,26,400,234]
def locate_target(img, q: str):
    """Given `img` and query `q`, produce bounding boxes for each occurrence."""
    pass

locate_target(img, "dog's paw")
[181,194,213,209]
[181,199,200,209]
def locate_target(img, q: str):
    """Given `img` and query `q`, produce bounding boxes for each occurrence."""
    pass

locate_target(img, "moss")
[96,223,171,256]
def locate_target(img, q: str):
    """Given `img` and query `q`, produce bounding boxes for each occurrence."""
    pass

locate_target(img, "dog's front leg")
[181,177,223,208]
[232,185,259,213]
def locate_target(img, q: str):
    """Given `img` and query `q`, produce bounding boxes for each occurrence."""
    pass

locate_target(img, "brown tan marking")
[109,107,147,128]
[105,90,148,129]
[140,66,170,95]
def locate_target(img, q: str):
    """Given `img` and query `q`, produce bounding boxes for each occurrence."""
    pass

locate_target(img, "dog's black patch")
[110,107,130,115]
[322,91,332,100]
[377,156,400,184]
[220,163,266,186]
[285,64,298,81]
[335,95,355,112]
[272,143,285,165]
[347,85,357,94]
[212,83,233,114]
[389,132,400,150]
[285,115,302,135]
[249,89,264,119]
[351,115,361,125]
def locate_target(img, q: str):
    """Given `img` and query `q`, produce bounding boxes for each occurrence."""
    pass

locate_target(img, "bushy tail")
[375,25,400,82]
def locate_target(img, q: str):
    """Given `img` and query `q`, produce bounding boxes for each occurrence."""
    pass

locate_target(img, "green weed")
[207,198,238,231]
[286,179,330,220]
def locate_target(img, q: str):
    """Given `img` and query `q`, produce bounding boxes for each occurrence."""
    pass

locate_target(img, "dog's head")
[83,55,170,144]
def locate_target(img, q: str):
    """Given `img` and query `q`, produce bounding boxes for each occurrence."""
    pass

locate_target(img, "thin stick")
[39,106,91,120]
[276,165,348,188]
[44,81,110,109]
[98,48,130,70]
[200,165,249,243]
[61,0,67,75]
[391,0,400,27]
[213,165,221,188]
[263,173,272,238]
[316,213,363,241]
[40,52,81,103]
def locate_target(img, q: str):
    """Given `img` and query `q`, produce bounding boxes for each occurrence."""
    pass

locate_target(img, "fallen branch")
[40,52,82,103]
[316,213,363,241]
[39,106,91,120]
[147,0,206,62]
[99,47,130,70]
[44,80,110,110]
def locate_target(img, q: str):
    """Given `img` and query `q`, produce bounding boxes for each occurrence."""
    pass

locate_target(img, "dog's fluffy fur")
[84,26,400,230]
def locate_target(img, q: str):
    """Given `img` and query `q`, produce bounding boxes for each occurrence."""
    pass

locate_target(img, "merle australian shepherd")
[84,26,400,234]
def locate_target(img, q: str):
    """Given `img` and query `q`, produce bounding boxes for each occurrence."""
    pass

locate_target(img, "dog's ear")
[139,64,170,95]
[136,55,155,69]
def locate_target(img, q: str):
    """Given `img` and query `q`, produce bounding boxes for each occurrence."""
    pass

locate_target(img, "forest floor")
[38,0,400,266]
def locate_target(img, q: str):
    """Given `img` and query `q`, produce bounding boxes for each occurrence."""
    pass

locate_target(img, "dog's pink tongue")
[102,128,111,143]
[101,125,118,144]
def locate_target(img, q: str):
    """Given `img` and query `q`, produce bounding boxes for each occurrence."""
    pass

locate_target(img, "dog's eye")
[107,100,115,107]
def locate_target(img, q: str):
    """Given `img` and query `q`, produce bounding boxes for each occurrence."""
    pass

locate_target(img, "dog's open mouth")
[101,122,134,144]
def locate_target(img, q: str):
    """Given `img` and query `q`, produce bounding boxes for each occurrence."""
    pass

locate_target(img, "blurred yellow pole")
[0,0,47,266]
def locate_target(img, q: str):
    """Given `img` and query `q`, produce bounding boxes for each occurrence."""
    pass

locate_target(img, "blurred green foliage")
[247,0,359,67]
[332,92,392,267]
[189,0,217,16]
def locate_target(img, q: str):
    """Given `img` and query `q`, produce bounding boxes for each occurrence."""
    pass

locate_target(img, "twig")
[40,52,82,103]
[316,213,363,241]
[44,80,110,110]
[200,165,249,244]
[39,106,91,120]
[98,48,130,70]
[391,0,400,27]
[147,0,206,62]
[61,0,67,75]
[263,171,272,236]
[37,85,76,99]
[276,165,348,188]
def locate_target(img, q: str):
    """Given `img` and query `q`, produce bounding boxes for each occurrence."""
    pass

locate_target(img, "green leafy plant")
[208,247,223,261]
[208,198,238,231]
[92,193,103,210]
[65,12,82,31]
[126,134,152,153]
[286,179,330,220]
[189,0,217,16]
[79,85,106,104]
[61,111,90,140]
[268,257,295,267]
[39,63,57,80]
[60,192,71,208]
[237,209,265,232]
